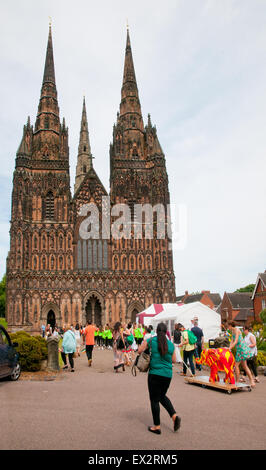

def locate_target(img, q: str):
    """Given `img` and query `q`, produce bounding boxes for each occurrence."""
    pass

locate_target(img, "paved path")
[0,348,265,450]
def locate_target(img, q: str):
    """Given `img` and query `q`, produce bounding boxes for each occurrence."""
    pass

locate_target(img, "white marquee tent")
[136,303,183,326]
[149,301,221,341]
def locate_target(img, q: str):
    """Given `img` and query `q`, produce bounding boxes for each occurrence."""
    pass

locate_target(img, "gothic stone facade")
[6,27,176,333]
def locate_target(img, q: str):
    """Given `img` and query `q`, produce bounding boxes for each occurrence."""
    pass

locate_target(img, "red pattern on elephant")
[196,348,235,384]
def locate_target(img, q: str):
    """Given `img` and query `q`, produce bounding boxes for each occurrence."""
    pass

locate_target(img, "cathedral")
[6,25,176,333]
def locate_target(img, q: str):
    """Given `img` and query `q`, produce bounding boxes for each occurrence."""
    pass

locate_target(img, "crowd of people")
[40,317,261,435]
[41,321,157,373]
[41,317,260,386]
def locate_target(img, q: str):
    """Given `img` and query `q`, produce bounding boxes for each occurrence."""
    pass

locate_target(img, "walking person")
[243,325,260,383]
[178,324,196,377]
[41,323,46,338]
[191,320,204,371]
[138,322,181,435]
[98,326,104,349]
[61,325,76,372]
[106,326,113,349]
[51,326,59,338]
[113,322,125,373]
[228,321,255,387]
[173,324,182,364]
[45,324,52,339]
[74,323,81,356]
[83,321,96,367]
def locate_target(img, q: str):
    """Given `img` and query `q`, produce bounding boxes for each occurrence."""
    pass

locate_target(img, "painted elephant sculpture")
[196,348,235,384]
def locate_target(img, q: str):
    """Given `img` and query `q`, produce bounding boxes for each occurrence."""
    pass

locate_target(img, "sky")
[0,0,265,297]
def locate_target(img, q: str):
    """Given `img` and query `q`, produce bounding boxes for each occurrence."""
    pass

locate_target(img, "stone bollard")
[47,336,60,371]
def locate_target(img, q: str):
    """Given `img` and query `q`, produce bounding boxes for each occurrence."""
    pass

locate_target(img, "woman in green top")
[138,322,181,435]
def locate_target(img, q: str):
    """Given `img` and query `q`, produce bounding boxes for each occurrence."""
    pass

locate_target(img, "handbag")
[132,345,151,376]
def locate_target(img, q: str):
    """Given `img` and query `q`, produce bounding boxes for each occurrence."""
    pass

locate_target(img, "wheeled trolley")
[184,375,252,394]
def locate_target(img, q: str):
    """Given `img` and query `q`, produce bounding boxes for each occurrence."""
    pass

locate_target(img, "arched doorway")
[85,295,102,326]
[127,301,144,324]
[131,308,138,323]
[47,310,56,329]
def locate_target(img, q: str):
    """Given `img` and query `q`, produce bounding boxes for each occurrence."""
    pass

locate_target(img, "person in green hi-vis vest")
[103,327,109,349]
[135,324,144,346]
[94,327,99,348]
[98,326,104,349]
[105,325,113,349]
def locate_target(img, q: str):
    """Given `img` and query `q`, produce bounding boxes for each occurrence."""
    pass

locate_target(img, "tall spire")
[122,28,137,87]
[119,27,144,131]
[34,24,60,135]
[74,97,93,194]
[42,23,56,86]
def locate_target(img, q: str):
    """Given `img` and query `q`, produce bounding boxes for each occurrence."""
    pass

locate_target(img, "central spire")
[74,97,93,194]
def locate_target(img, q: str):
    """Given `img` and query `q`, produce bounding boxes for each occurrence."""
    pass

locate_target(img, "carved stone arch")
[137,253,144,271]
[58,231,64,250]
[32,254,39,270]
[41,301,61,328]
[115,291,128,324]
[14,294,22,324]
[32,292,41,324]
[145,292,154,309]
[121,254,127,271]
[112,254,119,271]
[41,232,47,250]
[162,275,168,288]
[83,290,105,326]
[72,291,82,325]
[127,300,144,324]
[32,231,39,250]
[23,293,31,324]
[72,212,85,244]
[105,290,115,325]
[49,253,56,270]
[59,292,71,326]
[66,230,73,249]
[154,289,163,304]
[163,289,171,303]
[129,254,136,271]
[49,229,56,250]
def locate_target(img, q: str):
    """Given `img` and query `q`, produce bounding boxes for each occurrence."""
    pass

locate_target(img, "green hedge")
[257,351,266,366]
[10,331,48,372]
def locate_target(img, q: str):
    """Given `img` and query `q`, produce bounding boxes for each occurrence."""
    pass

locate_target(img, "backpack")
[126,334,134,345]
[116,335,125,350]
[185,330,197,345]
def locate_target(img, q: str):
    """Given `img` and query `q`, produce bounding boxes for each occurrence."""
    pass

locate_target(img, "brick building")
[176,290,221,310]
[220,292,254,326]
[251,271,266,322]
[5,26,176,333]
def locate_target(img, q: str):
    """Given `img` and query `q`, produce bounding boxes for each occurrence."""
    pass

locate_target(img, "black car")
[0,325,21,381]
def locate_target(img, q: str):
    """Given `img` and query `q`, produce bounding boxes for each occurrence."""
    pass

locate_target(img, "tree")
[235,284,255,293]
[260,309,266,324]
[0,274,6,318]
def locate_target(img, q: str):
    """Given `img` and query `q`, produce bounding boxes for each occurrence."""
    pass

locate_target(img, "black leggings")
[148,374,176,426]
[246,356,258,377]
[61,352,74,369]
[86,345,94,361]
